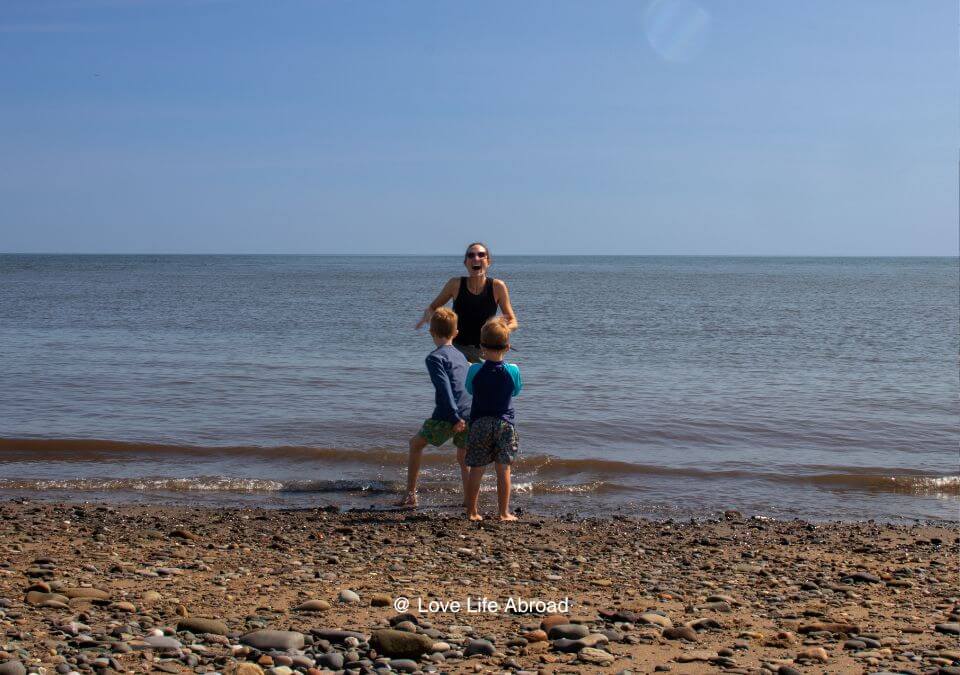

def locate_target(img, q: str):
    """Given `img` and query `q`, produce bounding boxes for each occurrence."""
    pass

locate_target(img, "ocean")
[1,254,957,521]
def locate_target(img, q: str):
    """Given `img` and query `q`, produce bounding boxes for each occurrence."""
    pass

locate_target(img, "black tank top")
[452,277,498,347]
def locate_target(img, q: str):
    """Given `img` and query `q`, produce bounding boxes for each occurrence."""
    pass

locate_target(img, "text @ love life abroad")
[393,596,572,615]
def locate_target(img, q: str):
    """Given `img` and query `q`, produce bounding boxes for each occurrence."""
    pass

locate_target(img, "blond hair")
[480,318,510,349]
[430,307,458,339]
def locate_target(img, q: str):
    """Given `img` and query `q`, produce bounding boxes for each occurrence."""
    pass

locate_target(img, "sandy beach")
[0,501,957,674]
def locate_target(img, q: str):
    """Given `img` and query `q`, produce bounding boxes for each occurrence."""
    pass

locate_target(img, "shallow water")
[1,255,957,521]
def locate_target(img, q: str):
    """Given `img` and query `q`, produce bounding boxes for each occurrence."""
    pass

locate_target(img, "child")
[397,307,472,508]
[464,318,522,521]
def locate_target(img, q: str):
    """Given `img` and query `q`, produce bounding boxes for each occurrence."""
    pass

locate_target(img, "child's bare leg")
[466,465,485,520]
[397,434,428,507]
[456,447,469,506]
[495,462,517,521]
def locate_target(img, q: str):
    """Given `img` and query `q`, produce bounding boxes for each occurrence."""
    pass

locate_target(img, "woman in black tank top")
[416,242,518,363]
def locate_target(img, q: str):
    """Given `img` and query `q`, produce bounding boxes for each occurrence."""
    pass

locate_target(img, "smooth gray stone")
[548,623,590,640]
[240,629,305,651]
[463,638,496,656]
[370,629,433,659]
[176,618,229,636]
[316,652,344,670]
[551,638,583,653]
[291,655,315,669]
[0,661,27,675]
[140,635,183,651]
[339,589,360,603]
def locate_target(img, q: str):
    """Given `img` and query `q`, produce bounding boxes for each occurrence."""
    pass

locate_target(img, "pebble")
[370,629,434,658]
[662,627,698,641]
[844,571,881,583]
[579,647,614,665]
[140,635,182,651]
[62,587,110,601]
[799,621,859,634]
[177,618,229,636]
[232,665,265,675]
[936,623,960,636]
[639,613,672,628]
[797,647,829,662]
[548,624,590,640]
[339,589,360,603]
[24,591,68,606]
[578,633,610,648]
[522,630,547,642]
[294,599,331,612]
[240,630,305,651]
[464,638,496,656]
[551,638,585,653]
[676,650,718,662]
[315,653,344,670]
[0,662,26,675]
[389,659,420,672]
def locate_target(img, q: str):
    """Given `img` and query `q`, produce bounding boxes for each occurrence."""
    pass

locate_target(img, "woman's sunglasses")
[466,252,487,259]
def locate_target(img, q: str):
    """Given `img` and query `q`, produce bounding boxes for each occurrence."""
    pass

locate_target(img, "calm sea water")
[1,255,957,521]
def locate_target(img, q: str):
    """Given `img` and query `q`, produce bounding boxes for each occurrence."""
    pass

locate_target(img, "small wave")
[0,477,397,495]
[0,476,614,497]
[2,437,955,497]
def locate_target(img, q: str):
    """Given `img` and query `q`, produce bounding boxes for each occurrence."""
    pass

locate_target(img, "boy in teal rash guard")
[397,307,472,508]
[464,318,522,521]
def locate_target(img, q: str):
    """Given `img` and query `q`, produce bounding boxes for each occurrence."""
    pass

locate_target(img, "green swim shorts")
[418,419,469,449]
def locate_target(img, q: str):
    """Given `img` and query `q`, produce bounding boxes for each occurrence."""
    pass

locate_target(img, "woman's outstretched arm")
[415,277,459,329]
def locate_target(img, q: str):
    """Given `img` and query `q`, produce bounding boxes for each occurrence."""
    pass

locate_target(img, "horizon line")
[0,252,957,258]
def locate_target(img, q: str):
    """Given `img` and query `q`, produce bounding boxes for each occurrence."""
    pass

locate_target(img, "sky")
[0,0,956,255]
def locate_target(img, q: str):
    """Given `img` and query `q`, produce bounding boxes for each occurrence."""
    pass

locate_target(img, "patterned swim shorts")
[418,419,469,449]
[465,416,520,467]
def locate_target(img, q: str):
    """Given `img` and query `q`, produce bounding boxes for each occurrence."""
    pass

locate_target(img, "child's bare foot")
[396,492,418,508]
[468,512,483,521]
[498,513,518,521]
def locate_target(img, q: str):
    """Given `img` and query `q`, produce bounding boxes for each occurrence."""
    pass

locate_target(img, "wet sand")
[0,501,957,674]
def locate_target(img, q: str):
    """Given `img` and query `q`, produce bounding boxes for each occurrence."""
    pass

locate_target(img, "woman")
[416,242,518,363]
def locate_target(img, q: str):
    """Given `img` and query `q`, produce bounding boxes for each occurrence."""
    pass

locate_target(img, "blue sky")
[1,0,956,255]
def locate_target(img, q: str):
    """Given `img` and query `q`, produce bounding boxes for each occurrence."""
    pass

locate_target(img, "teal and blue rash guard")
[465,360,522,424]
[426,344,472,423]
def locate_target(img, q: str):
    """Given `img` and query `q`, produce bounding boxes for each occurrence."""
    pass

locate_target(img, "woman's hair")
[464,241,491,262]
[480,318,511,349]
[430,307,458,339]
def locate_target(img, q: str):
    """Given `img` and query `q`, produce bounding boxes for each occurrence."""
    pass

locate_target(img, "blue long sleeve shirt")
[426,345,472,423]
[465,360,522,424]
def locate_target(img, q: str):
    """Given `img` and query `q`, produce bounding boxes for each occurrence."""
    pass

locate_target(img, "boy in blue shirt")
[464,318,522,521]
[397,307,472,508]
